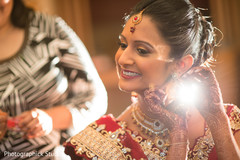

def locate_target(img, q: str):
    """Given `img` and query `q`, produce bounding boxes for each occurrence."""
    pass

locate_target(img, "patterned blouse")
[0,12,107,159]
[64,104,240,160]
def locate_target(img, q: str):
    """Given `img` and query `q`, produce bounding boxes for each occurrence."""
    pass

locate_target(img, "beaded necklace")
[131,103,170,151]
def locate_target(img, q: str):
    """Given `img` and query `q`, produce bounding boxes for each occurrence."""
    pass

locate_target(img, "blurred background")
[24,0,240,117]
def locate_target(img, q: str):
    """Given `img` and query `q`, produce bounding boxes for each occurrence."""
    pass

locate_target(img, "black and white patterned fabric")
[0,12,107,160]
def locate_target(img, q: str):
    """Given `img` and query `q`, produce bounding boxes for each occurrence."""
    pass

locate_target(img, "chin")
[118,85,132,93]
[117,81,134,93]
[118,82,146,94]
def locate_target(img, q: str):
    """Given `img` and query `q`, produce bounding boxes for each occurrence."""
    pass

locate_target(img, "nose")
[116,47,134,67]
[0,0,11,8]
[1,0,10,6]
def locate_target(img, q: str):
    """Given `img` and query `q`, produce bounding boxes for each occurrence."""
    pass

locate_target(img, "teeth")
[123,71,140,76]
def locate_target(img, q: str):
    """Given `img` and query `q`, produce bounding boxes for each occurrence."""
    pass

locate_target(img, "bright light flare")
[175,81,200,106]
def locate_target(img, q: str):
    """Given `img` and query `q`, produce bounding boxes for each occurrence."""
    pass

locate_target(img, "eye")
[137,48,150,55]
[118,42,128,50]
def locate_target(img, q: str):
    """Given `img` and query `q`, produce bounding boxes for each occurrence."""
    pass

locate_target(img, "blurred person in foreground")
[0,0,107,159]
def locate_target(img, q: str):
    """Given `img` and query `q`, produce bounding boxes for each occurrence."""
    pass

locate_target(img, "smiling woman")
[116,16,173,93]
[64,0,240,159]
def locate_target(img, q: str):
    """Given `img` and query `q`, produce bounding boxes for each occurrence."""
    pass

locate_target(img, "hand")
[144,87,189,155]
[144,87,187,131]
[17,108,53,139]
[181,66,225,121]
[0,110,8,140]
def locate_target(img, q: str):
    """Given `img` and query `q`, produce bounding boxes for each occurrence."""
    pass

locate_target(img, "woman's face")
[0,0,13,28]
[115,15,174,94]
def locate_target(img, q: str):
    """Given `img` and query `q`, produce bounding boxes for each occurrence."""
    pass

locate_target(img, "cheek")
[0,0,12,20]
[142,63,170,85]
[115,49,121,63]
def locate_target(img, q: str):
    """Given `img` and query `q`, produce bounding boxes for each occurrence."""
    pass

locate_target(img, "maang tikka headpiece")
[130,9,145,33]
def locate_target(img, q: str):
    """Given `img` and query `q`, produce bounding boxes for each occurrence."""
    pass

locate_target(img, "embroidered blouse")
[64,104,240,160]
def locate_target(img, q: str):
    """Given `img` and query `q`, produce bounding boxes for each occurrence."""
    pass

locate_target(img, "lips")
[121,69,141,79]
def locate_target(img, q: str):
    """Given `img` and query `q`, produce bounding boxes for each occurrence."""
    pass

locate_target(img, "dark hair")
[11,0,34,28]
[125,0,217,67]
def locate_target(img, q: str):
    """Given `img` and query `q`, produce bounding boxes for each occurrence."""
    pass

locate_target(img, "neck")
[0,21,15,41]
[0,21,25,61]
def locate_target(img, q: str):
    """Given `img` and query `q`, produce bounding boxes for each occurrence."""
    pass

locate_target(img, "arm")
[188,67,240,160]
[206,112,240,160]
[50,17,108,135]
[234,131,240,150]
[0,110,7,140]
[18,16,107,138]
[143,88,189,160]
[167,129,188,160]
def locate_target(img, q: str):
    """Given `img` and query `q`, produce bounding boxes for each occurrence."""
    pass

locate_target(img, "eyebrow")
[119,34,154,49]
[119,34,127,41]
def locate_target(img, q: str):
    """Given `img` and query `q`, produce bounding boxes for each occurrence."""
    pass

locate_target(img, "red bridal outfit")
[64,104,240,160]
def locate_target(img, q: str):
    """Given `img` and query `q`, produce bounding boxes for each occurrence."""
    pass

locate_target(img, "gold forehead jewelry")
[130,10,144,33]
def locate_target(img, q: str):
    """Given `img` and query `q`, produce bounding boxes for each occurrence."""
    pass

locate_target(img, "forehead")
[121,15,167,45]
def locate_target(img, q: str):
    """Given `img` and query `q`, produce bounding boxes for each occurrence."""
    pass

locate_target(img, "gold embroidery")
[128,130,169,159]
[70,122,132,160]
[228,104,240,131]
[69,104,240,160]
[188,104,240,159]
[188,127,214,160]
